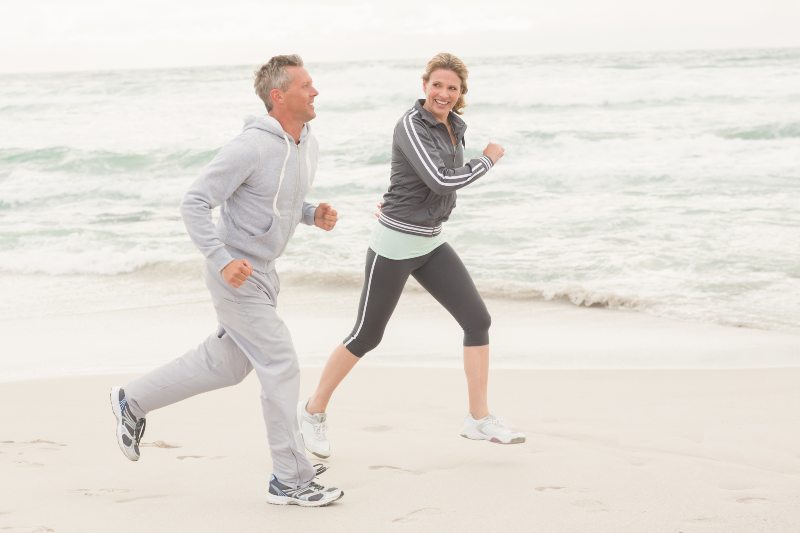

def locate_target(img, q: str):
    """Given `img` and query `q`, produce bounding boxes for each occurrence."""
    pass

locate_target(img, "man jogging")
[109,54,343,507]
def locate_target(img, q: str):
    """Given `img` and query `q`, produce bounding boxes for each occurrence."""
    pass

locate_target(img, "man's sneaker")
[109,386,146,461]
[266,472,343,507]
[460,414,525,444]
[297,400,330,459]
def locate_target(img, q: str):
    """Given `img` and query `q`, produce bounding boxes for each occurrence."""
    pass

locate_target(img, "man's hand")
[314,203,338,231]
[221,258,253,288]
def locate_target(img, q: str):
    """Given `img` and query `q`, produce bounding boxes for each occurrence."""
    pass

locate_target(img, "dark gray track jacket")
[378,100,494,237]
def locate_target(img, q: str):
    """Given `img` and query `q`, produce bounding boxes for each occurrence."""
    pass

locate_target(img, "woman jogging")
[298,52,525,458]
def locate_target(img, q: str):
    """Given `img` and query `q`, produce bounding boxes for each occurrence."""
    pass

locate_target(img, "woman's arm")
[395,111,494,195]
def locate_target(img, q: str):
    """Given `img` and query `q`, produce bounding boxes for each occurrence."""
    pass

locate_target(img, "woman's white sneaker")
[297,400,331,459]
[460,414,525,444]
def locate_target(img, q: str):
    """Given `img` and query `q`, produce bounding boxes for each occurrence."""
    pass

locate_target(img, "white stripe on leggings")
[344,252,379,347]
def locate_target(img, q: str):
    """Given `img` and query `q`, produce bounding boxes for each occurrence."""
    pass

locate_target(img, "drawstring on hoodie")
[273,133,293,217]
[306,146,312,190]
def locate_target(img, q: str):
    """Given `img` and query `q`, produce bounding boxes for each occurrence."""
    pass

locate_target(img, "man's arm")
[180,135,259,272]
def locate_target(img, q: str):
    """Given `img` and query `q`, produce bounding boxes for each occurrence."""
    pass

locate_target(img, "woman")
[298,52,525,458]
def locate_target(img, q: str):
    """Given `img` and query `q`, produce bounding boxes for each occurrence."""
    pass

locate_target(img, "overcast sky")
[2,0,799,73]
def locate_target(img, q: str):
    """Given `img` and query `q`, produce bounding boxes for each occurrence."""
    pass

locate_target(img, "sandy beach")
[1,283,799,532]
[1,367,799,532]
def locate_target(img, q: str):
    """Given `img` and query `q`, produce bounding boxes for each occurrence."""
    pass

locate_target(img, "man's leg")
[209,269,316,487]
[124,327,253,419]
[110,325,253,461]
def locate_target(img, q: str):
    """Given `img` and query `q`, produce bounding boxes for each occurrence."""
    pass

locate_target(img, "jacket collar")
[414,99,467,139]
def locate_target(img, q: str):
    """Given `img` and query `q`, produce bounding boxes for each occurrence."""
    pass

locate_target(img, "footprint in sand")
[571,498,607,512]
[368,465,421,475]
[12,460,44,467]
[72,488,130,497]
[0,440,66,449]
[627,456,649,467]
[115,495,166,504]
[0,527,55,532]
[689,516,723,524]
[736,496,769,504]
[535,486,566,492]
[391,507,440,523]
[1,441,66,468]
[362,425,392,432]
[140,441,181,449]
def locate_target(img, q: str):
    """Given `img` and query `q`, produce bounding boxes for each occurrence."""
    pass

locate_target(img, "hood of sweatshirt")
[241,115,311,143]
[239,115,314,218]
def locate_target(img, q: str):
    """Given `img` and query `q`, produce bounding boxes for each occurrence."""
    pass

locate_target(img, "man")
[109,55,343,507]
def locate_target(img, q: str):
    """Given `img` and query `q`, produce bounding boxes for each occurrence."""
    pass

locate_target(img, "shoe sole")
[266,490,344,507]
[460,433,526,445]
[109,387,140,461]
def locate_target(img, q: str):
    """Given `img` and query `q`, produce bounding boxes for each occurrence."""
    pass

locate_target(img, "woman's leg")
[463,345,490,419]
[305,344,359,414]
[306,248,416,414]
[412,243,492,419]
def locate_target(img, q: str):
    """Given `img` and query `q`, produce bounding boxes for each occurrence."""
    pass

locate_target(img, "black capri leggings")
[343,243,491,357]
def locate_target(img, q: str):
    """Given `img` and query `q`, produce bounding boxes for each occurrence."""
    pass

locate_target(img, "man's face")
[280,66,318,123]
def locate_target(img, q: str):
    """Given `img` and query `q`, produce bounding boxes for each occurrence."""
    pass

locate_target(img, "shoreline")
[2,282,798,383]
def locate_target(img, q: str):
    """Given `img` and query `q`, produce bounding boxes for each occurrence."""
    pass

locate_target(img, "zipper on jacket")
[277,142,304,257]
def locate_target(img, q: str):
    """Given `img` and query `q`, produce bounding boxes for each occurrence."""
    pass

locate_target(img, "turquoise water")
[1,48,799,331]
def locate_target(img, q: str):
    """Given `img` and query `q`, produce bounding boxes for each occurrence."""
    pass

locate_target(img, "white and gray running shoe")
[297,400,331,459]
[460,413,525,444]
[109,386,146,461]
[266,465,343,507]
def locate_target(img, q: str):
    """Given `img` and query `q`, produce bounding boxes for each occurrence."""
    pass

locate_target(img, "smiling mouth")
[434,99,449,106]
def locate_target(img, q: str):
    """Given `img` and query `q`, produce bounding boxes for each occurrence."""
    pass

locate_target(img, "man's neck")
[269,111,303,144]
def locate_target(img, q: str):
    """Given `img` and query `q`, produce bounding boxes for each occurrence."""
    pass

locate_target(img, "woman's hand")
[483,142,505,165]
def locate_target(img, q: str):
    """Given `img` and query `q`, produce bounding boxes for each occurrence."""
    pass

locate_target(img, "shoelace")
[314,422,328,437]
[307,481,326,491]
[283,477,327,497]
[313,463,328,476]
[134,418,146,445]
[479,414,508,431]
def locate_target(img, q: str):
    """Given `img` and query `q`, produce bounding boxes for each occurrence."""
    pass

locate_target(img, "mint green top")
[369,221,446,260]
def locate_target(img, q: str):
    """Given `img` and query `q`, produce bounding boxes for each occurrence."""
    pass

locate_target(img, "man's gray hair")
[254,54,304,111]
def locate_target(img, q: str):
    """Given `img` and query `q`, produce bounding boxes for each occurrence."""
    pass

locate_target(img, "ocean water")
[1,48,800,336]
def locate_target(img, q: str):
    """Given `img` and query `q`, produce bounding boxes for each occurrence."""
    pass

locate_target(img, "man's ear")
[270,88,283,107]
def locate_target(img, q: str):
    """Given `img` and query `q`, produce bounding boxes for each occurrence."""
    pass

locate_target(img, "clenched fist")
[483,142,505,165]
[222,258,253,288]
[314,203,338,231]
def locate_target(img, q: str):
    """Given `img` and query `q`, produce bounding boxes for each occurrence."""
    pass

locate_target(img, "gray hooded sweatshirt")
[181,115,318,273]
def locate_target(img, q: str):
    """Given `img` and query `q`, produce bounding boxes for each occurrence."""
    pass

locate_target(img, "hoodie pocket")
[247,215,278,242]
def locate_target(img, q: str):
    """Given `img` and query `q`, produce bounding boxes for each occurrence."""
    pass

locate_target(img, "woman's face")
[422,69,462,120]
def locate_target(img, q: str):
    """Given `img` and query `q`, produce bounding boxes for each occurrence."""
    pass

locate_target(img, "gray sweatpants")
[124,261,315,487]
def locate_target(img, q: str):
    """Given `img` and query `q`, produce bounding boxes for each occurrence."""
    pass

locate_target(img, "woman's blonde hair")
[422,52,469,115]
